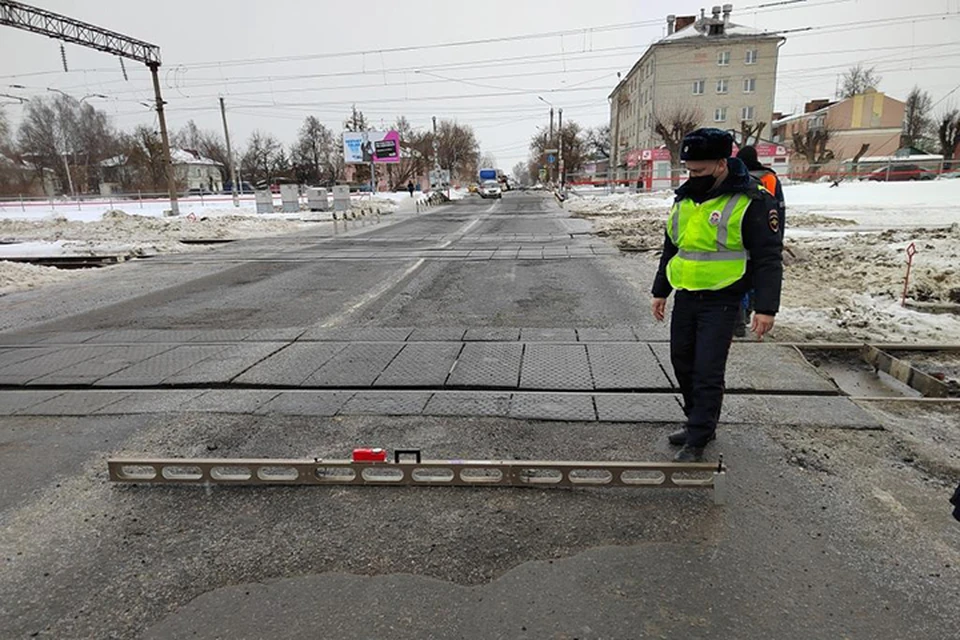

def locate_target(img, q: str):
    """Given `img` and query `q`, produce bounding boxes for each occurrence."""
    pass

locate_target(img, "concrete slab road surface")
[0,192,958,639]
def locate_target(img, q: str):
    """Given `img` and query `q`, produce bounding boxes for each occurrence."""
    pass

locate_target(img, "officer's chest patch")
[708,211,722,226]
[769,209,780,233]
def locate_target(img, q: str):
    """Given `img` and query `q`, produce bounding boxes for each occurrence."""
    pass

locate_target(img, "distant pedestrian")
[737,145,785,236]
[651,128,783,462]
[407,180,415,197]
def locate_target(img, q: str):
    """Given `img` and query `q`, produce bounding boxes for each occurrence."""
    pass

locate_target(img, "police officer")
[651,128,783,462]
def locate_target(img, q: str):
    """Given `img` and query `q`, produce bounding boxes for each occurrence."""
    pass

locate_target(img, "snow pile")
[565,192,674,217]
[0,208,322,256]
[0,260,86,296]
[0,207,335,296]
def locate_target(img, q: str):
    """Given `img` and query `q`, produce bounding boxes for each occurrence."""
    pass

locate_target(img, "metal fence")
[565,159,958,193]
[0,189,388,213]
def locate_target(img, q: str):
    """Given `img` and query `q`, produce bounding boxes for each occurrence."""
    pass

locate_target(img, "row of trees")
[0,98,481,196]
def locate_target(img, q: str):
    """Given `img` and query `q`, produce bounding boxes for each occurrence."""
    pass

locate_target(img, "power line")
[150,0,864,71]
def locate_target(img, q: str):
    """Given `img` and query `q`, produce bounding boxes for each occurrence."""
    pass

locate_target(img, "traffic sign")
[547,154,556,164]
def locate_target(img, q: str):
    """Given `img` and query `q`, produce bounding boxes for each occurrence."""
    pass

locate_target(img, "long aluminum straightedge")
[108,451,728,505]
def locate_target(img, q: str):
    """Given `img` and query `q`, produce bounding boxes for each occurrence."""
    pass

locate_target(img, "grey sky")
[1,0,959,172]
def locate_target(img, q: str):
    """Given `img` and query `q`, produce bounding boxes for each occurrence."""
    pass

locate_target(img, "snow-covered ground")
[0,192,420,296]
[566,180,960,344]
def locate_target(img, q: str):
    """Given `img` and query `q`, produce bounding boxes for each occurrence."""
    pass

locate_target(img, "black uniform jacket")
[651,157,784,315]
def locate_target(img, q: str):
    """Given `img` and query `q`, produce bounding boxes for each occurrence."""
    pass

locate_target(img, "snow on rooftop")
[169,148,222,166]
[772,107,831,128]
[661,20,775,43]
[99,148,221,168]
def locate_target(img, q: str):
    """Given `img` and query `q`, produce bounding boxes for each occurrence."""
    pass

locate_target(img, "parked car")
[478,180,502,199]
[222,181,255,194]
[866,164,936,182]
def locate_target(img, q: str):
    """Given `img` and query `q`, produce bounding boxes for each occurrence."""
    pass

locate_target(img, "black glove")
[951,483,960,522]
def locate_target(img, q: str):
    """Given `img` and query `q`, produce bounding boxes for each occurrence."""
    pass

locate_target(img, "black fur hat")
[681,128,734,161]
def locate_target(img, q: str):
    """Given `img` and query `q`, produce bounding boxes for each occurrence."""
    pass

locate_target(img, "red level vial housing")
[352,448,387,463]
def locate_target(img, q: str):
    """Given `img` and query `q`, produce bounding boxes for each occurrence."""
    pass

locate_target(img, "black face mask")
[685,175,717,195]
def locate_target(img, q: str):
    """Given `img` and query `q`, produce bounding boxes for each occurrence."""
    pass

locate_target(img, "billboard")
[343,130,401,164]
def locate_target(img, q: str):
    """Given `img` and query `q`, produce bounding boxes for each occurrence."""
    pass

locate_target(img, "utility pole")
[432,115,441,192]
[220,97,238,207]
[1,1,178,215]
[549,107,555,184]
[557,107,564,189]
[149,63,179,215]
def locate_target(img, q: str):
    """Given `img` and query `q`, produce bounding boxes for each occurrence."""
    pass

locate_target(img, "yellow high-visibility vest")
[666,192,750,291]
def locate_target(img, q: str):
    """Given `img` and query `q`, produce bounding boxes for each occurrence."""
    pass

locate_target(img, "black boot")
[667,429,716,446]
[674,444,705,462]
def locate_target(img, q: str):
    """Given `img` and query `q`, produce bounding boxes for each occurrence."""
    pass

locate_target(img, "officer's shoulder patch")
[709,211,722,226]
[768,209,780,233]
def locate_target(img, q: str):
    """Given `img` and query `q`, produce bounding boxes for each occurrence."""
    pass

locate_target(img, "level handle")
[394,449,422,464]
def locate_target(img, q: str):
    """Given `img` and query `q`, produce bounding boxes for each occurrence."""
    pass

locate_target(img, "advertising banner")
[343,130,401,164]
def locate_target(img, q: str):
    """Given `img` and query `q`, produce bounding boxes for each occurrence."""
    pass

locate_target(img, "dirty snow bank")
[0,260,87,296]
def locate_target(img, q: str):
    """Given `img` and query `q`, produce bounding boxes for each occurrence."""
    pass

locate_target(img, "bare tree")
[383,116,431,190]
[343,105,368,133]
[585,124,611,160]
[240,130,282,186]
[511,161,530,186]
[0,106,41,196]
[478,153,497,169]
[119,125,169,192]
[937,109,960,171]
[291,116,334,184]
[528,120,587,183]
[791,125,835,178]
[902,87,934,150]
[0,107,9,151]
[736,120,767,147]
[839,64,881,99]
[16,95,118,194]
[653,105,703,186]
[436,120,480,181]
[849,142,871,177]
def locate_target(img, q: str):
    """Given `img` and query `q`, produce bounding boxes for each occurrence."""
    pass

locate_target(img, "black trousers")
[670,289,740,447]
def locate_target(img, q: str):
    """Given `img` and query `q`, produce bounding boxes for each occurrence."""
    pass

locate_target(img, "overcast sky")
[2,0,959,172]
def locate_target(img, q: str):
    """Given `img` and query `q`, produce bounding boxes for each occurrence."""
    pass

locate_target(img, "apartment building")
[609,4,785,182]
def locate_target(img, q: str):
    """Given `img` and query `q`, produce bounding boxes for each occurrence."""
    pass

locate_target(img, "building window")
[741,106,755,121]
[693,80,705,95]
[743,78,756,93]
[714,107,727,123]
[718,51,730,66]
[716,79,729,94]
[745,49,758,65]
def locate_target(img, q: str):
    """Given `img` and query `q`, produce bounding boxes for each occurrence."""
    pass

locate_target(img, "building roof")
[99,148,222,168]
[772,106,831,128]
[170,148,222,166]
[608,12,784,99]
[661,21,775,43]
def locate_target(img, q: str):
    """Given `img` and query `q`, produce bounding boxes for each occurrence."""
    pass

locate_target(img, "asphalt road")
[1,192,958,639]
